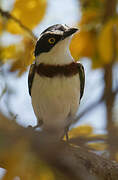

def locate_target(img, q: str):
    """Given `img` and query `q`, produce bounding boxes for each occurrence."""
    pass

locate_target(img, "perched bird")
[28,24,85,141]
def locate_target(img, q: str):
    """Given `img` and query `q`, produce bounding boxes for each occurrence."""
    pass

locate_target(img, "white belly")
[31,73,80,131]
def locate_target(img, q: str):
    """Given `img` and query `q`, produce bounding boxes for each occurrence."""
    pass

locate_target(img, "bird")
[28,24,85,141]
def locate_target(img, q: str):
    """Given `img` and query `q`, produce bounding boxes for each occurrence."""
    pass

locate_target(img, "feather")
[28,63,36,96]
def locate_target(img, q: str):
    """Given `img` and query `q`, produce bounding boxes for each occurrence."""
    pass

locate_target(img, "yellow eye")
[48,37,56,44]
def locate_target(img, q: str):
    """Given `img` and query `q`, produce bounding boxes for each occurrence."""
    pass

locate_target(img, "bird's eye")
[48,37,56,44]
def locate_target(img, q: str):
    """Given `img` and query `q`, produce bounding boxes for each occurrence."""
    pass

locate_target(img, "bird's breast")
[31,73,80,129]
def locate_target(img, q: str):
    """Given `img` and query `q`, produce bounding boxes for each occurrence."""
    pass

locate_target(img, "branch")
[103,0,117,160]
[0,113,118,179]
[103,0,117,22]
[75,87,118,123]
[0,8,37,41]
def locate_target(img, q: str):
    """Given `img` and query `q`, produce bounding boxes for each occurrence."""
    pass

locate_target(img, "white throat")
[36,37,73,65]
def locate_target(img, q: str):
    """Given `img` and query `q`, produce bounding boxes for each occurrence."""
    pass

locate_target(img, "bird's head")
[34,24,78,64]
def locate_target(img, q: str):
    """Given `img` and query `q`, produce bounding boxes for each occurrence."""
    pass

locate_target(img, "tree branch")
[75,87,118,123]
[103,0,117,160]
[0,8,37,41]
[0,113,118,179]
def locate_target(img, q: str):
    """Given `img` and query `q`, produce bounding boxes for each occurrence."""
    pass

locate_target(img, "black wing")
[77,63,85,100]
[28,63,36,96]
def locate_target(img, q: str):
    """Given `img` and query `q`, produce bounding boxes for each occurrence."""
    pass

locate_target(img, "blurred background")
[0,0,118,179]
[0,0,106,132]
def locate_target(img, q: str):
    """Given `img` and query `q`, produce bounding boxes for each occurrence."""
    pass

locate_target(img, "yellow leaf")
[0,17,3,34]
[115,21,118,61]
[7,0,47,34]
[97,19,118,64]
[1,36,35,75]
[10,36,35,75]
[70,30,96,60]
[92,59,103,69]
[2,140,29,180]
[6,19,24,34]
[88,133,107,139]
[1,45,16,61]
[68,125,93,139]
[91,52,104,69]
[38,169,55,180]
[88,142,107,151]
[69,8,99,61]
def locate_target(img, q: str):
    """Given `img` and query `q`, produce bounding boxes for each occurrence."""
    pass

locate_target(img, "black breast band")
[36,62,79,78]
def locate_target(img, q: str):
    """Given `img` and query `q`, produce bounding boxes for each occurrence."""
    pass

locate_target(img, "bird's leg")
[65,127,69,141]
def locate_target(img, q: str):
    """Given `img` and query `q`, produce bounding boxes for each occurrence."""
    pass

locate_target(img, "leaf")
[88,133,107,140]
[88,142,107,151]
[38,167,55,180]
[1,36,35,75]
[2,140,29,180]
[97,19,118,64]
[91,52,104,69]
[68,125,93,139]
[70,9,98,61]
[10,36,35,75]
[7,0,47,34]
[0,16,3,34]
[1,45,16,61]
[70,30,96,60]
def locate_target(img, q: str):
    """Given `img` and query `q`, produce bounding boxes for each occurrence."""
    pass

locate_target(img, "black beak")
[62,28,78,40]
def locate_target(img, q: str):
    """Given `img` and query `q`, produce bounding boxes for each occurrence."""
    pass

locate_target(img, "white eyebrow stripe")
[43,30,63,35]
[38,31,63,41]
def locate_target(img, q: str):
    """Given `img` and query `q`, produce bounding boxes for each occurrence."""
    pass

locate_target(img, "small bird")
[28,24,85,141]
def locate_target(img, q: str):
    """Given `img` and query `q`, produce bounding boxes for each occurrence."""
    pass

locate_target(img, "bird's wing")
[28,63,36,96]
[77,63,85,100]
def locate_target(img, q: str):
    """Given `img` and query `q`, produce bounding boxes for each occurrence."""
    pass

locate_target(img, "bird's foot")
[65,127,69,142]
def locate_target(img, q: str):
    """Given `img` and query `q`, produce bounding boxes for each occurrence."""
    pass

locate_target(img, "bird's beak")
[62,28,78,40]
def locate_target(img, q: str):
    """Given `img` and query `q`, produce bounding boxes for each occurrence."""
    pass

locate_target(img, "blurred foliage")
[0,0,118,179]
[6,0,46,34]
[88,142,107,151]
[70,0,118,68]
[68,125,93,138]
[0,0,117,74]
[1,36,35,75]
[65,125,107,152]
[0,0,46,75]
